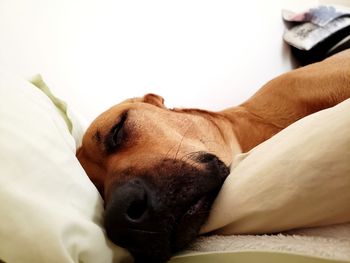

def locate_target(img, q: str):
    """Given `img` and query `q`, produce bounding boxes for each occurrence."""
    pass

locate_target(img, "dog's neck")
[218,106,282,153]
[180,106,284,157]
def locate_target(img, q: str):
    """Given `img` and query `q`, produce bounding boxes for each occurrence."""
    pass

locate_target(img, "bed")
[1,0,350,261]
[0,72,349,263]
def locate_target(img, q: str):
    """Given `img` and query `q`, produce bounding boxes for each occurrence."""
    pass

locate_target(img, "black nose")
[105,179,150,232]
[104,179,172,261]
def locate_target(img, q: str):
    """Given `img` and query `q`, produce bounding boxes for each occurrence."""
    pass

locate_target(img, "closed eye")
[105,111,128,152]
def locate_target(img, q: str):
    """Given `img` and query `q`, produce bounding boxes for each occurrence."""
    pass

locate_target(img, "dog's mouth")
[104,153,230,262]
[170,191,219,250]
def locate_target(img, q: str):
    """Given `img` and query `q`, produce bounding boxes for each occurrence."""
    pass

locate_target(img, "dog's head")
[77,94,238,262]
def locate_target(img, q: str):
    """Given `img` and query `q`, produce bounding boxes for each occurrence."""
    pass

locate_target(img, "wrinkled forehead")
[88,102,190,133]
[82,102,198,150]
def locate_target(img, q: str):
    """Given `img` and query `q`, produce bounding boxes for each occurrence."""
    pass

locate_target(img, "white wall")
[0,0,317,123]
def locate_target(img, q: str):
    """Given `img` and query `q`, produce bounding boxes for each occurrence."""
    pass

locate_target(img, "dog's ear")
[142,93,166,108]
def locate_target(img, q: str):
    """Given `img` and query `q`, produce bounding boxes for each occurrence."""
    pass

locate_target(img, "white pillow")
[0,72,131,263]
[201,98,350,235]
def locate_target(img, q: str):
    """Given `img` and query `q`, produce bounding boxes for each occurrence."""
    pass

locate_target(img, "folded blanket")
[185,223,350,261]
[201,99,350,235]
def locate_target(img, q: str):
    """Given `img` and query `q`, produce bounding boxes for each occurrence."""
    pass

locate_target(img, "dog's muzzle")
[104,153,230,262]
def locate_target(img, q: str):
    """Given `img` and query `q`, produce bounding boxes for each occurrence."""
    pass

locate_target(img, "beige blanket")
[201,99,350,235]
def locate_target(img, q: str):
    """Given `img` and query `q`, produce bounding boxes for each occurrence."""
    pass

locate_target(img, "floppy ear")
[142,93,166,108]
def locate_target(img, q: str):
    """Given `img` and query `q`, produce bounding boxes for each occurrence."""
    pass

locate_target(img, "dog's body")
[77,50,350,262]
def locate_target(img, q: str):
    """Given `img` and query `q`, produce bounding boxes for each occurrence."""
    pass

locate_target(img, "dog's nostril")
[126,193,148,221]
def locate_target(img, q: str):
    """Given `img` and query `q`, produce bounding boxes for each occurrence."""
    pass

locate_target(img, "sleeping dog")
[77,50,350,262]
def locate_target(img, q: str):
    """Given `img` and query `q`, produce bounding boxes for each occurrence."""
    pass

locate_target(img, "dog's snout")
[103,155,230,261]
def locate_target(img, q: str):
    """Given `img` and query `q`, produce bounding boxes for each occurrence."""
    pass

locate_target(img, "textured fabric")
[0,71,131,263]
[170,251,348,263]
[180,223,350,262]
[201,99,350,235]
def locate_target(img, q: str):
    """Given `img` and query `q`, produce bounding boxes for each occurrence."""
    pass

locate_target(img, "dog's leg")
[221,50,350,152]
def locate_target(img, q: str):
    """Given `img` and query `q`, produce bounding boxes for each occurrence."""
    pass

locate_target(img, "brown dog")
[77,50,350,262]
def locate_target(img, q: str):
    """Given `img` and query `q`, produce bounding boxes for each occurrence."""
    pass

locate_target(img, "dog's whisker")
[173,122,193,161]
[164,143,179,162]
[179,151,205,162]
[174,134,185,161]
